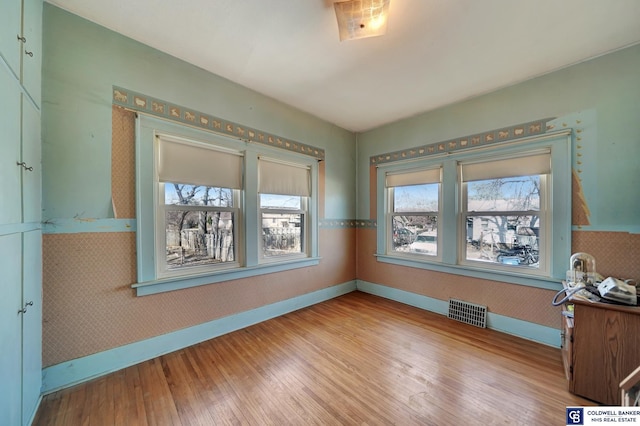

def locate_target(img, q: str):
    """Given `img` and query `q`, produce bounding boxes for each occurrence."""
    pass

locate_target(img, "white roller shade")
[157,136,243,189]
[461,151,551,182]
[258,158,310,196]
[386,167,441,187]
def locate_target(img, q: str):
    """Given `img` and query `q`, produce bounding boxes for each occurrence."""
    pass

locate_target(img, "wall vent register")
[448,299,488,328]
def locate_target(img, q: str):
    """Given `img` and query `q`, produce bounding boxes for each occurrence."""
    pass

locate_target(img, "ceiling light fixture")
[333,0,391,41]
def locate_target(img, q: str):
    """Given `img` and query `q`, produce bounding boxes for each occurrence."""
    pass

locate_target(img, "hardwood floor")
[34,291,593,425]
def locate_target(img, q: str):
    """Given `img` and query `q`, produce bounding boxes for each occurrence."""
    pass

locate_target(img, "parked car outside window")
[409,231,437,255]
[393,228,413,246]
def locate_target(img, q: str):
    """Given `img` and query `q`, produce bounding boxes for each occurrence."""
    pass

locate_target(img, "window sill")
[375,254,562,290]
[133,257,321,296]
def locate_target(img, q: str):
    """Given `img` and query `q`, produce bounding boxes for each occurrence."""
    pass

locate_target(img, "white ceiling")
[46,0,640,132]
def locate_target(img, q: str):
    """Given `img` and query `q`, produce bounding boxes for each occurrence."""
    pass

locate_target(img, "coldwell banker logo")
[566,407,584,425]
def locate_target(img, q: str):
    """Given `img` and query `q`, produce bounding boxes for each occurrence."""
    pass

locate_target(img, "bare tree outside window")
[164,184,235,270]
[390,183,439,256]
[465,176,541,267]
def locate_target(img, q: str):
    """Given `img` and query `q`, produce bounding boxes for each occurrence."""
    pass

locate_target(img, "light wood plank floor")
[34,291,593,425]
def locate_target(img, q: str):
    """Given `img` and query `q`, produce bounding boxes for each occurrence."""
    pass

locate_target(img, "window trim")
[376,130,572,289]
[259,196,309,263]
[155,186,242,279]
[387,176,442,260]
[134,115,320,296]
[389,212,440,257]
[457,172,549,277]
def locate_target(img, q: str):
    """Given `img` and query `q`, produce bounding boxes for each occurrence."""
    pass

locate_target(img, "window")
[134,115,319,296]
[156,135,242,278]
[160,185,239,274]
[260,194,306,258]
[460,150,549,275]
[258,157,311,260]
[376,131,572,288]
[386,167,441,258]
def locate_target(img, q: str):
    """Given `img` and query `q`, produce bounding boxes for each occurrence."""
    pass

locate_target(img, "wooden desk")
[563,299,640,405]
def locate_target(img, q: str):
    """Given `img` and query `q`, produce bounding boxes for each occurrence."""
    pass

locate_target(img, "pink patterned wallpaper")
[356,229,562,329]
[41,107,354,367]
[42,228,355,367]
[42,108,637,368]
[572,231,640,281]
[111,106,135,218]
[356,228,639,330]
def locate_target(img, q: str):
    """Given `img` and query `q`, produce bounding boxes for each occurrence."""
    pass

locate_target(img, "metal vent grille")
[447,299,487,328]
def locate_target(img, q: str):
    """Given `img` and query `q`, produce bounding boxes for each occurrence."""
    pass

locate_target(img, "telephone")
[552,277,638,306]
[597,277,637,305]
[552,253,638,306]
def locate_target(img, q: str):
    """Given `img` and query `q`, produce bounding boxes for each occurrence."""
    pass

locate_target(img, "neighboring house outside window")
[386,167,441,259]
[134,115,319,296]
[459,150,550,276]
[376,131,571,289]
[258,157,311,261]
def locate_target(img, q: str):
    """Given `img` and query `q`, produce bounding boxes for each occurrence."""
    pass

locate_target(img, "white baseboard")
[356,280,560,348]
[41,281,356,394]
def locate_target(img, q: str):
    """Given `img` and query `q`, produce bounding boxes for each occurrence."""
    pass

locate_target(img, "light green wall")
[357,44,640,232]
[42,4,356,222]
[41,3,640,230]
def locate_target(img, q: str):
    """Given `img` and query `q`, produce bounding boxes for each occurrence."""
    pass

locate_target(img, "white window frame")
[156,184,242,279]
[133,115,320,296]
[259,195,309,263]
[385,166,442,261]
[458,150,550,277]
[258,157,311,263]
[376,130,572,290]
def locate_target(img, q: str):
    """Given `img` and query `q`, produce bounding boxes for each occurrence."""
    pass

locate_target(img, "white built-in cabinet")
[0,0,43,424]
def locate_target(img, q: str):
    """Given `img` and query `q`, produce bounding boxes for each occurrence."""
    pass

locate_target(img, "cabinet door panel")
[21,0,43,106]
[572,306,611,403]
[0,0,22,76]
[561,316,572,382]
[0,233,24,426]
[21,97,41,223]
[572,304,640,405]
[0,66,23,225]
[22,230,42,423]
